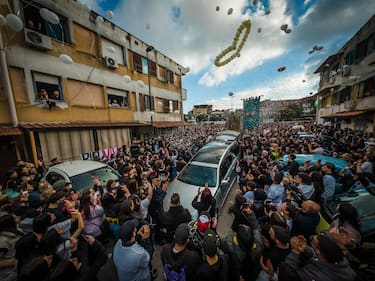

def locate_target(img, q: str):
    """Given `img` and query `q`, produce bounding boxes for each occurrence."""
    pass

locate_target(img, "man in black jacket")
[161,193,192,243]
[161,223,201,281]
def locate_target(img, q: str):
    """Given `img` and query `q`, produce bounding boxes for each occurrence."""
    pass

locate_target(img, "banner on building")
[243,96,260,131]
[80,147,118,161]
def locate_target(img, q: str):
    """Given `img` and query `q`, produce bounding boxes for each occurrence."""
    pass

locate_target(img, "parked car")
[216,130,240,137]
[322,187,375,241]
[163,141,239,219]
[43,160,120,192]
[297,134,347,153]
[281,154,349,173]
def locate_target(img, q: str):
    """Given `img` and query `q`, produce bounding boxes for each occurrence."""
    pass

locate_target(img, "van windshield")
[70,167,120,192]
[178,164,217,187]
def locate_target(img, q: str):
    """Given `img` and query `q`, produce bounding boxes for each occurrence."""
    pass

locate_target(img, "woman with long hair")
[80,188,105,241]
[192,183,216,218]
[331,202,362,246]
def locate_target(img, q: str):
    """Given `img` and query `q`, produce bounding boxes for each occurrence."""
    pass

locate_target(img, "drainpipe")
[0,31,18,127]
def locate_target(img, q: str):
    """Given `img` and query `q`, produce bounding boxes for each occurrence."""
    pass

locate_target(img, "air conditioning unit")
[342,65,351,77]
[24,28,52,50]
[104,56,118,69]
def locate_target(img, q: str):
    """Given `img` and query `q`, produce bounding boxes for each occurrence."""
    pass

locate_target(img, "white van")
[43,160,120,192]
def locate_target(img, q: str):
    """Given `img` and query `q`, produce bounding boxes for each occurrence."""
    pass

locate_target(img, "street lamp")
[149,111,155,137]
[145,46,154,111]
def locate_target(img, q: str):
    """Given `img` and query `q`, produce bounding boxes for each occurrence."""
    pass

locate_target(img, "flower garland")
[215,19,251,67]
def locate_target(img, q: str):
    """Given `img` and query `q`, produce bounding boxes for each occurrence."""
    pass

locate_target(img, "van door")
[216,153,236,207]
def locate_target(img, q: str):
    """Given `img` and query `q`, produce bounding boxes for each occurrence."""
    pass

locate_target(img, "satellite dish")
[120,37,127,45]
[40,8,59,25]
[59,54,74,64]
[216,6,220,12]
[6,14,23,32]
[227,8,233,15]
[265,10,271,15]
[0,14,6,26]
[123,75,131,83]
[136,80,145,88]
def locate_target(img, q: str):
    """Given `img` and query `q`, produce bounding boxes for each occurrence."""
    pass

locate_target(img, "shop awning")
[152,121,186,128]
[321,110,367,118]
[19,122,149,129]
[0,127,22,136]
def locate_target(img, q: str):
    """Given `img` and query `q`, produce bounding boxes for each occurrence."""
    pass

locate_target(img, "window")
[23,1,71,44]
[107,88,129,108]
[339,87,351,103]
[132,52,156,77]
[133,52,142,73]
[166,69,174,83]
[355,39,368,63]
[344,50,355,65]
[33,72,63,101]
[363,77,375,97]
[323,70,329,82]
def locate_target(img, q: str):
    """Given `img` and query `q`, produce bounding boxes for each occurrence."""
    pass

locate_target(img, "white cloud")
[206,71,319,110]
[304,0,312,6]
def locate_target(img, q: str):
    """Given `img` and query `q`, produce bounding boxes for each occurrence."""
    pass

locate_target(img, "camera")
[264,199,277,212]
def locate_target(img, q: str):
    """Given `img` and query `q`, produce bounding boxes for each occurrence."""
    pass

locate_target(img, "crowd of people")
[0,122,374,281]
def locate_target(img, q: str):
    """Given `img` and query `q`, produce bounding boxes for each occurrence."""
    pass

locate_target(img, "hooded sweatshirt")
[160,243,201,281]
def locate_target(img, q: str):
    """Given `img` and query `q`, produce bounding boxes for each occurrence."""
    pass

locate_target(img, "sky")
[78,0,375,113]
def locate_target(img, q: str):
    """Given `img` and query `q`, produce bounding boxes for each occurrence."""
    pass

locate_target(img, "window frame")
[22,1,71,44]
[32,72,64,102]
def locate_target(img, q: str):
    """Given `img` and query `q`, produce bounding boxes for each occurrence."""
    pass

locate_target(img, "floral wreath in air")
[214,19,252,67]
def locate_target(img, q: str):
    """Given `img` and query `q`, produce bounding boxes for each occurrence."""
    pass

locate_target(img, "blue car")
[281,154,349,173]
[281,154,351,193]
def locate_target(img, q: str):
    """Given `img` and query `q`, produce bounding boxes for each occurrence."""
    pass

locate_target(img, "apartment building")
[0,0,188,174]
[314,15,375,133]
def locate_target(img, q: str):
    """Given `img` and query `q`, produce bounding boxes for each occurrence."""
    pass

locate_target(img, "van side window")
[46,172,64,186]
[220,155,233,179]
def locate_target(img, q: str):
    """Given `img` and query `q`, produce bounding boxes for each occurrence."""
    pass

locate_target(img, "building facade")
[314,15,375,133]
[0,0,188,176]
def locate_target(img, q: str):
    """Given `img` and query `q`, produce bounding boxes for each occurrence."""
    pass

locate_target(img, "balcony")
[133,111,182,123]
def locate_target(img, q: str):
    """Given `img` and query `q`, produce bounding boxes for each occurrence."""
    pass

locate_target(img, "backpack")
[163,263,186,281]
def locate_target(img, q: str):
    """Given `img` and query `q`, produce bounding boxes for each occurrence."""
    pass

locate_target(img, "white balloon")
[106,10,114,19]
[0,14,6,26]
[106,46,115,53]
[227,8,233,15]
[39,8,60,25]
[123,75,131,83]
[136,80,145,88]
[96,16,104,24]
[6,14,23,32]
[59,54,74,64]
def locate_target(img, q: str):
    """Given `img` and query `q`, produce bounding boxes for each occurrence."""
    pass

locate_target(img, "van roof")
[48,160,107,177]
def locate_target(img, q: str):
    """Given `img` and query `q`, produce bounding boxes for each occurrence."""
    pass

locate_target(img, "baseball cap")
[197,214,210,233]
[174,223,190,245]
[202,230,218,257]
[119,219,139,242]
